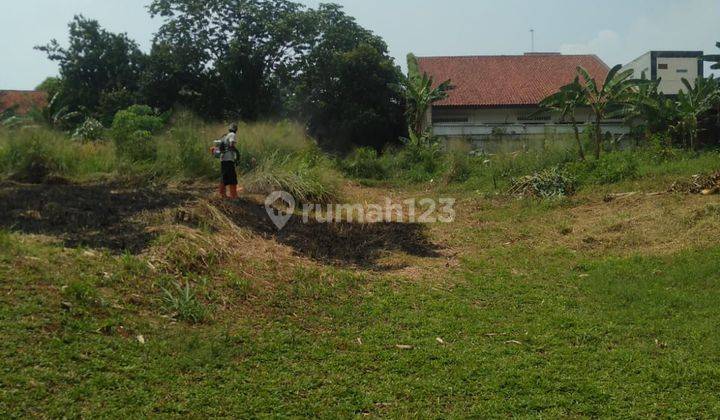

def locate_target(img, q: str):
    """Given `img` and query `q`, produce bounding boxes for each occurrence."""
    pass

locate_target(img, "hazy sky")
[1,0,718,90]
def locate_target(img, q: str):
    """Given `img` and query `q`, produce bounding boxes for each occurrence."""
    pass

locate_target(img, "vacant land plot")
[2,166,720,417]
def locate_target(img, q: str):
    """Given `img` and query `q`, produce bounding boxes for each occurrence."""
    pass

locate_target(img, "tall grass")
[0,128,116,182]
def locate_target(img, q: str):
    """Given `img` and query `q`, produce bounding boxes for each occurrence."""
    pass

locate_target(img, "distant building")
[416,53,627,148]
[621,51,704,95]
[0,90,47,116]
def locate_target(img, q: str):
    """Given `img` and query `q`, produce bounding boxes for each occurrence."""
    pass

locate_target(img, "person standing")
[218,123,239,199]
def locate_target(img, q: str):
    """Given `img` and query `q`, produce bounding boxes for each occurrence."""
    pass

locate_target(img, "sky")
[1,0,718,90]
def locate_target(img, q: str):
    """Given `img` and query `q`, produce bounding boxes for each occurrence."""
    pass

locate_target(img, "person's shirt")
[221,132,237,162]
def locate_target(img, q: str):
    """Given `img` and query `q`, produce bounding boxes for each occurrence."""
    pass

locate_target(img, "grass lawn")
[2,155,720,417]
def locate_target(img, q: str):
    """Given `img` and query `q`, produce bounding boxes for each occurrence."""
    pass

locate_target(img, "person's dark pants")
[219,161,238,199]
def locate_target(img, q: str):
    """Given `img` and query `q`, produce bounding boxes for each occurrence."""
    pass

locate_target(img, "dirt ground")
[0,181,441,270]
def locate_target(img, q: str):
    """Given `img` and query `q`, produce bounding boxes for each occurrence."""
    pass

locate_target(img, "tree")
[576,64,644,159]
[673,76,720,150]
[538,77,587,160]
[702,42,720,142]
[293,4,406,151]
[400,57,454,139]
[148,0,317,120]
[36,16,146,125]
[622,73,678,140]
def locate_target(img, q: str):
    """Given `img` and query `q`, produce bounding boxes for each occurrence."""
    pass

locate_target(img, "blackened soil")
[214,199,441,270]
[0,181,193,253]
[0,181,441,268]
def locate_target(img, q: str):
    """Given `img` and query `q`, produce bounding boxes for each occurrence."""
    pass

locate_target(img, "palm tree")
[576,64,644,159]
[673,75,720,150]
[402,54,454,138]
[538,77,587,160]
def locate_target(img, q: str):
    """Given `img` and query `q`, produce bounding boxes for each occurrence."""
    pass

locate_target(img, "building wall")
[430,106,629,153]
[622,52,652,79]
[432,106,598,125]
[622,51,703,95]
[656,56,701,94]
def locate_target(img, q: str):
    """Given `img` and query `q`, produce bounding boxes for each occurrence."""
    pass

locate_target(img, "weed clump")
[161,280,208,323]
[243,153,340,204]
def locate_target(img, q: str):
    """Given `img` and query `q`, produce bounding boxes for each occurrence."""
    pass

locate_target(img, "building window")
[658,63,668,70]
[432,117,468,123]
[676,69,688,73]
[518,114,551,122]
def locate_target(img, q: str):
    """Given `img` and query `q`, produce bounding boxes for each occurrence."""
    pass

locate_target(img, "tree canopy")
[37,1,406,151]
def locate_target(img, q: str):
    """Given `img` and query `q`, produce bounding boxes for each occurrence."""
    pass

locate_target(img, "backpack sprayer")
[210,123,239,159]
[210,139,228,159]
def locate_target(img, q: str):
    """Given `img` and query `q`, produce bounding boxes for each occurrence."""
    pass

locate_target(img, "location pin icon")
[264,191,296,230]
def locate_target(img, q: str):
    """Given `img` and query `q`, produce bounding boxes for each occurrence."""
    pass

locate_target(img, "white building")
[416,53,628,151]
[621,51,704,95]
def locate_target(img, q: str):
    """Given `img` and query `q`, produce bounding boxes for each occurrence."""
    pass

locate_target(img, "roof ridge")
[0,89,43,93]
[416,54,603,59]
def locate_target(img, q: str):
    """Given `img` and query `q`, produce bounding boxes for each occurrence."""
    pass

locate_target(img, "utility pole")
[530,29,535,52]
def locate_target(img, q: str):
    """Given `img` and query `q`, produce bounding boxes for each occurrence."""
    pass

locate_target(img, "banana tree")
[673,75,720,150]
[401,55,454,138]
[538,77,587,160]
[623,74,676,138]
[702,41,720,70]
[401,73,454,137]
[702,42,720,139]
[576,64,644,159]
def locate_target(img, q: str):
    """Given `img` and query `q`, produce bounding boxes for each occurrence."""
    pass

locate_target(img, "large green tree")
[36,16,146,125]
[293,4,406,151]
[148,0,317,120]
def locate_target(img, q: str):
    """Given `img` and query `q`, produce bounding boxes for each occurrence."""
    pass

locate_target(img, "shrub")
[567,152,639,185]
[647,132,677,162]
[443,150,472,184]
[340,147,387,179]
[73,118,105,141]
[389,133,445,182]
[111,105,163,162]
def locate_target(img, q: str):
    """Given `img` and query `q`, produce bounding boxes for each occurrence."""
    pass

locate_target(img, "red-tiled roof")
[417,54,610,107]
[0,90,47,115]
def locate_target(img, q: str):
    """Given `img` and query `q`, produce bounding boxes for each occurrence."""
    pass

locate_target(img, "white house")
[621,51,704,95]
[416,53,628,150]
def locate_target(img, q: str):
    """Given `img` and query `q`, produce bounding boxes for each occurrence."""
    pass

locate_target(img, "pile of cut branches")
[669,172,720,195]
[508,167,576,198]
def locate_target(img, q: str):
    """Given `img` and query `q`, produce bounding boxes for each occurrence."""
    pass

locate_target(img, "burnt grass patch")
[214,198,442,270]
[0,181,192,253]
